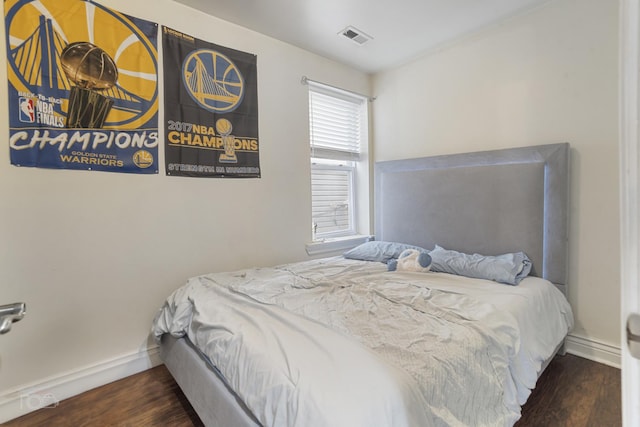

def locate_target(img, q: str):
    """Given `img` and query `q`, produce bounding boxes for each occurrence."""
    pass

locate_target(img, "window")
[308,80,368,241]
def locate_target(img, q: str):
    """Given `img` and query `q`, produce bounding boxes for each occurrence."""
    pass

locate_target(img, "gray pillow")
[429,245,532,285]
[343,241,426,263]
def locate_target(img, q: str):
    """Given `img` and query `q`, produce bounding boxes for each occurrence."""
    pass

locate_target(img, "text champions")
[166,121,258,151]
[10,129,159,152]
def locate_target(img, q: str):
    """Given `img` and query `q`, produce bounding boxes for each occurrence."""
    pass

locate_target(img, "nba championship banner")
[162,27,260,178]
[4,0,159,174]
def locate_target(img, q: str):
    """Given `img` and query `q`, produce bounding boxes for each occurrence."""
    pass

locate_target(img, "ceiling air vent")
[339,26,372,45]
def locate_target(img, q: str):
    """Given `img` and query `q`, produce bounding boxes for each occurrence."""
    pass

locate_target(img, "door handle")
[0,302,26,334]
[628,313,640,359]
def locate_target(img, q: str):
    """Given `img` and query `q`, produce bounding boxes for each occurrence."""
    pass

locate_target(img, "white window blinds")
[308,82,365,161]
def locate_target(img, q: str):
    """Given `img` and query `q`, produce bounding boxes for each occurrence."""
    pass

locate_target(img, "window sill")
[305,234,373,257]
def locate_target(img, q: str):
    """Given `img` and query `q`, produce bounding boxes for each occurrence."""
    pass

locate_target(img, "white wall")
[372,0,620,360]
[1,0,621,421]
[0,0,370,416]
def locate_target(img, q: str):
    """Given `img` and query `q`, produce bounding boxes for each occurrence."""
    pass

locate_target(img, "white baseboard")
[564,334,621,369]
[0,345,162,424]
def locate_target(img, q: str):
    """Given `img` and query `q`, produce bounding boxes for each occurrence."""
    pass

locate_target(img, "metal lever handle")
[0,302,26,334]
[628,313,640,359]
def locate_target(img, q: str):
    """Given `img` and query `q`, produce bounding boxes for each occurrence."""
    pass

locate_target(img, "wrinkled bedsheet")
[152,257,573,427]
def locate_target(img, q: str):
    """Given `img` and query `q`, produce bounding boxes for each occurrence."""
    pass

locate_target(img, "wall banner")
[162,26,260,178]
[4,0,159,174]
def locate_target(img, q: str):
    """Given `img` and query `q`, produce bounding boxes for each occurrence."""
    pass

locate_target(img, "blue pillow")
[429,245,532,285]
[343,241,426,263]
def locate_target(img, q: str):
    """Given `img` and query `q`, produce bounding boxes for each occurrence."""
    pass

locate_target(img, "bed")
[151,143,573,427]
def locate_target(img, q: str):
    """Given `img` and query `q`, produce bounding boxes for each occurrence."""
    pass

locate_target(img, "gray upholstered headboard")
[374,143,569,291]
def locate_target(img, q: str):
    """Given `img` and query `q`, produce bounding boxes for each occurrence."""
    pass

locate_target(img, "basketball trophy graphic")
[216,118,237,163]
[60,42,118,128]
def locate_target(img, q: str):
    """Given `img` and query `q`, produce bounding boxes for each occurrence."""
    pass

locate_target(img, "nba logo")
[19,97,35,123]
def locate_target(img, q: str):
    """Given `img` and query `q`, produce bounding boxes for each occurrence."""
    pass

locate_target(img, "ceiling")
[172,0,550,74]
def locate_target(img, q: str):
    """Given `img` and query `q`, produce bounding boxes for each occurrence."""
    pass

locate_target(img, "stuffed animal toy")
[387,249,432,272]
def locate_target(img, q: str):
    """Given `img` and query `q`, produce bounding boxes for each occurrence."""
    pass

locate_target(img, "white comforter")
[152,257,573,427]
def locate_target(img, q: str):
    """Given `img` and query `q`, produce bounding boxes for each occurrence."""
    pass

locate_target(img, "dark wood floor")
[516,353,621,427]
[4,353,620,426]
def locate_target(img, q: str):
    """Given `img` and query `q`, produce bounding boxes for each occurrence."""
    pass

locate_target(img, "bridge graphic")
[8,15,152,121]
[183,51,243,112]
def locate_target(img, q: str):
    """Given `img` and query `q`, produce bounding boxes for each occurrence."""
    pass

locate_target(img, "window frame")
[307,80,368,242]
